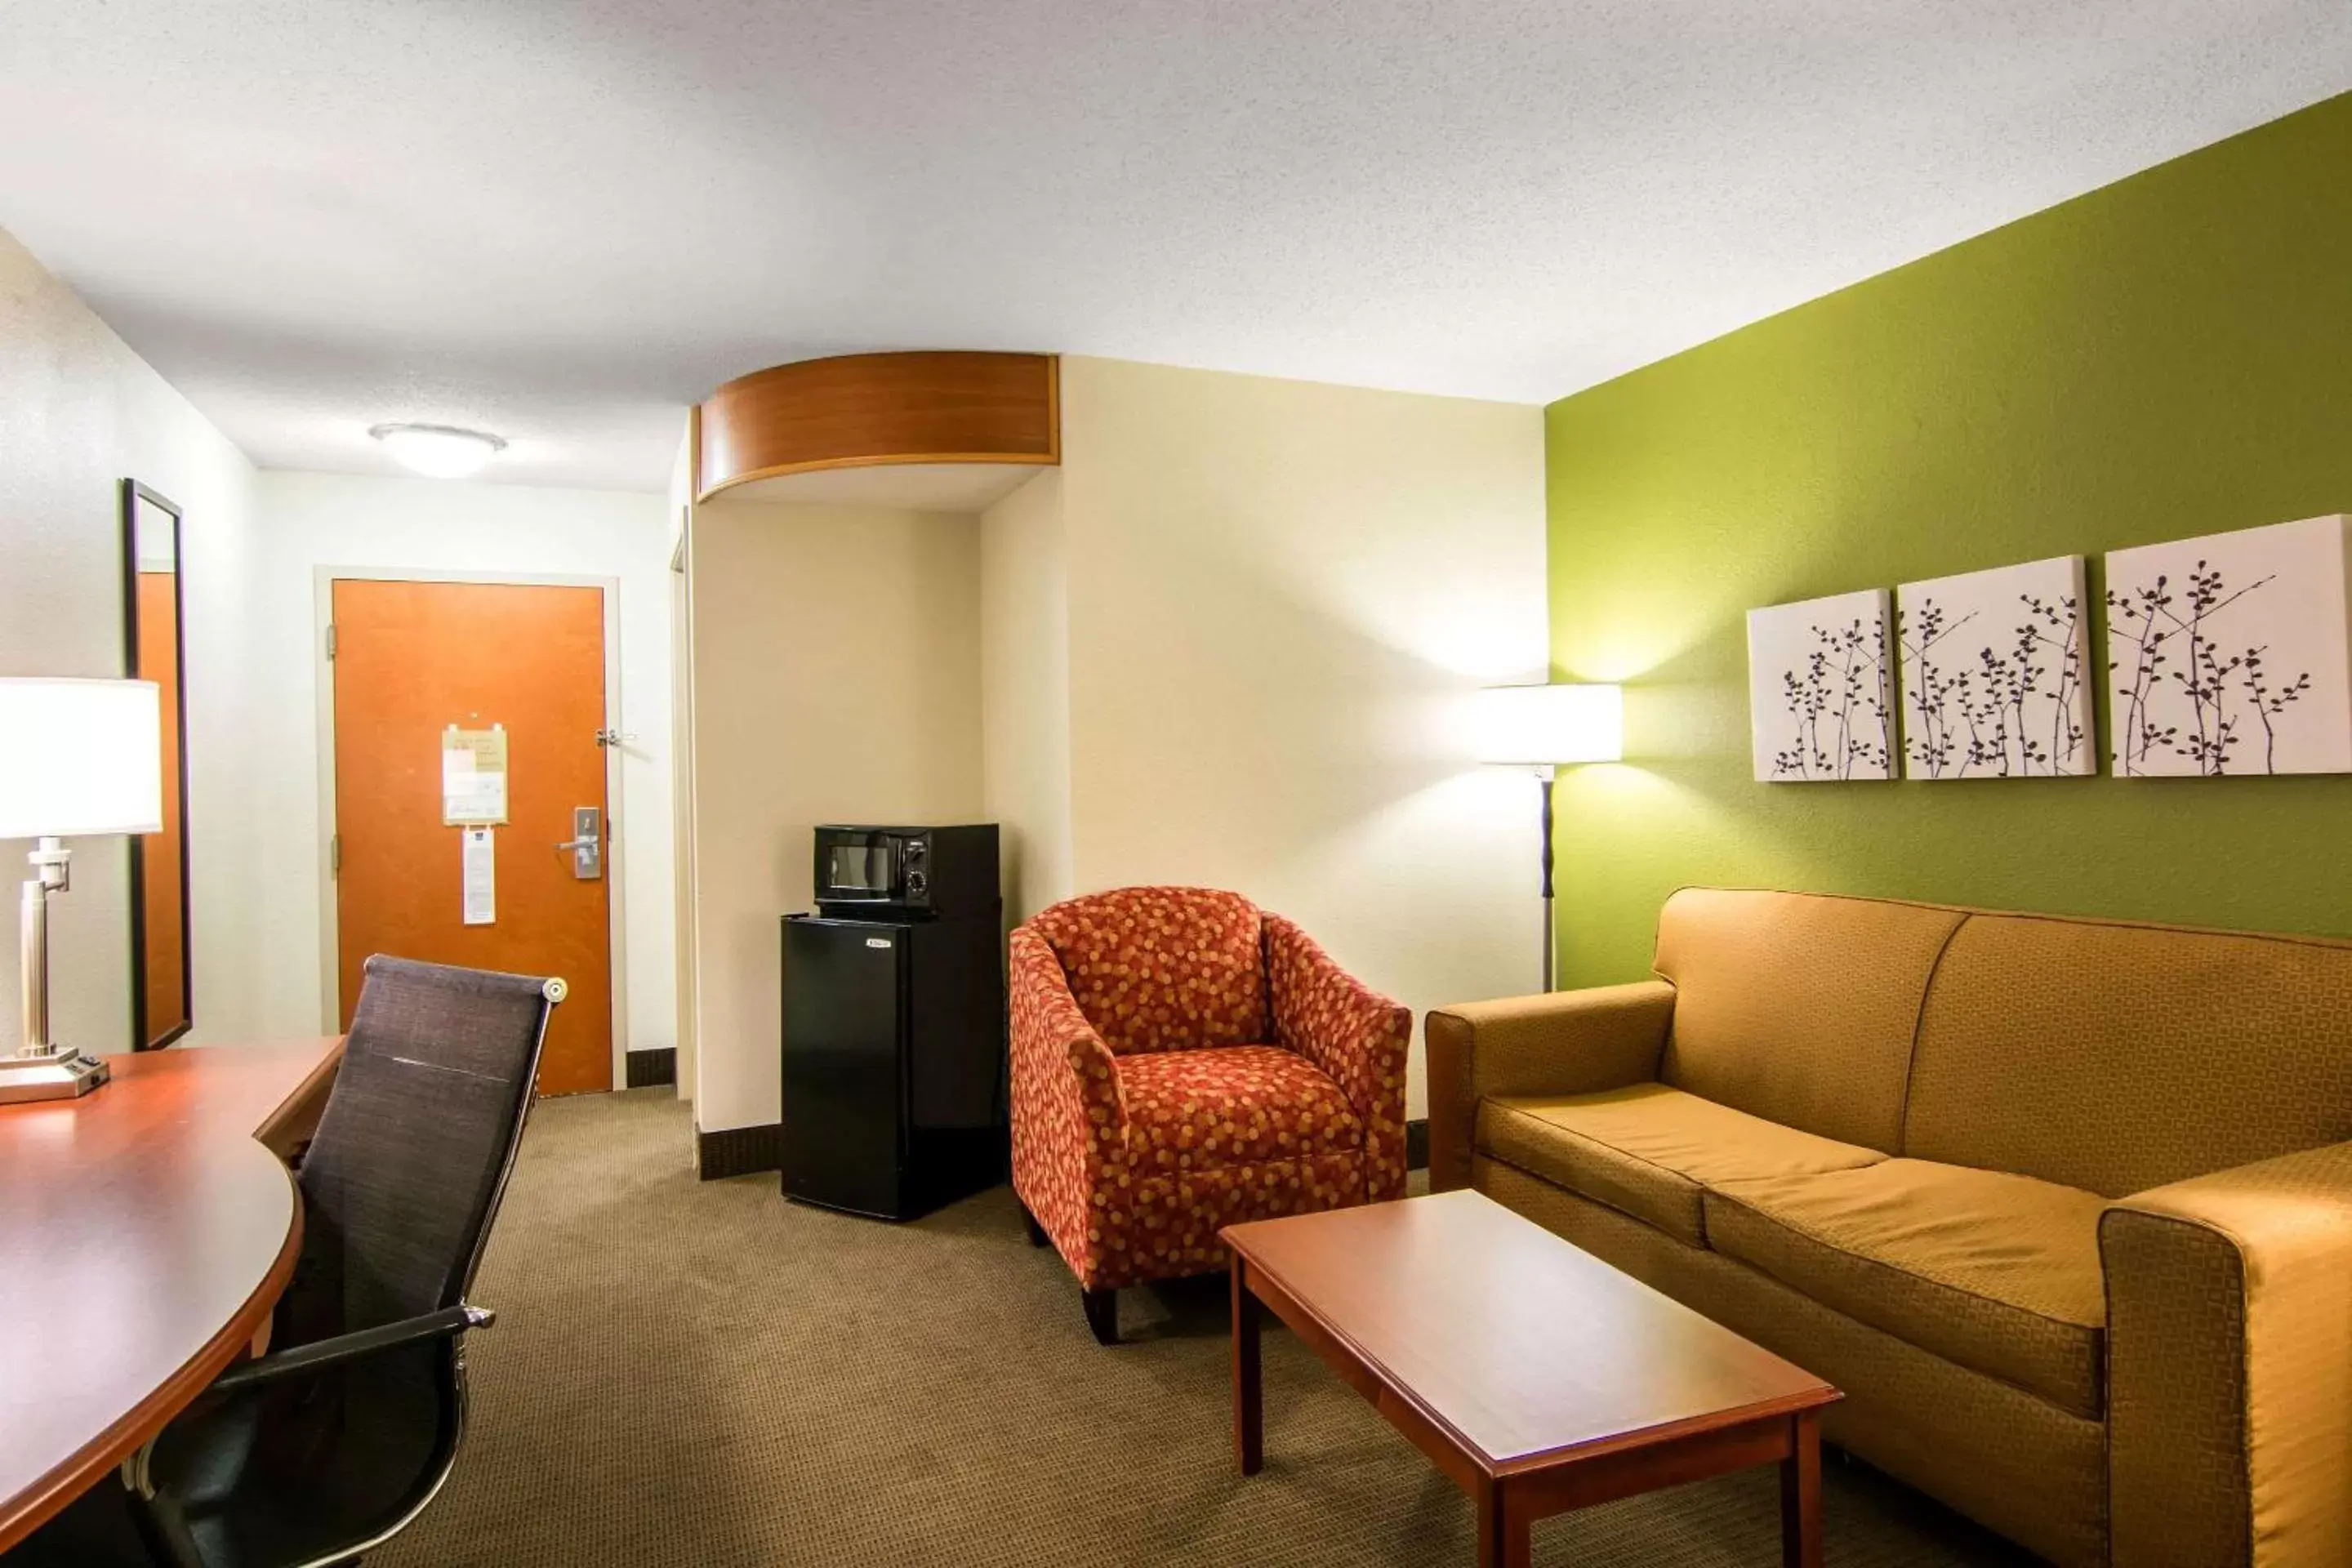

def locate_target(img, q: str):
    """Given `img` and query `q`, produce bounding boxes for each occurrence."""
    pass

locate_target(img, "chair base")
[1081,1287,1119,1346]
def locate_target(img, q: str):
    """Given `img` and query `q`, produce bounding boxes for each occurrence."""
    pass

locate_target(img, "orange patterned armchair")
[1010,886,1410,1343]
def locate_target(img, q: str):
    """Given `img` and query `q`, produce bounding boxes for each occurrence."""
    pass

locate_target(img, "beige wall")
[676,357,1550,1135]
[1057,357,1551,1115]
[978,470,1073,924]
[687,498,984,1132]
[0,225,261,1053]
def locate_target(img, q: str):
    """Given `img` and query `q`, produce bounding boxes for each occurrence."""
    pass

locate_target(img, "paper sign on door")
[442,725,509,825]
[461,827,496,924]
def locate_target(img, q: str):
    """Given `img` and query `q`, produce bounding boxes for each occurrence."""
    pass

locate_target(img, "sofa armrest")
[1423,981,1676,1193]
[1009,929,1126,1250]
[2100,1139,2352,1568]
[1264,914,1412,1200]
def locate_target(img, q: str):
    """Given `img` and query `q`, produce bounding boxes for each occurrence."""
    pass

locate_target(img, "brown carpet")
[373,1089,2038,1567]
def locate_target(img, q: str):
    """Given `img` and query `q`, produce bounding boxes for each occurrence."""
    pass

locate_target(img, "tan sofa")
[1428,888,2352,1568]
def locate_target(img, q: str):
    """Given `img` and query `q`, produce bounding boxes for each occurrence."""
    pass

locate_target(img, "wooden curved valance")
[696,350,1059,501]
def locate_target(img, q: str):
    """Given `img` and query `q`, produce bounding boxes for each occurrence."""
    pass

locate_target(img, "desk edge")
[0,1040,341,1553]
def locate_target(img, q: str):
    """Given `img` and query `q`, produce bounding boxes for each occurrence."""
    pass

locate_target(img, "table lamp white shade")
[1473,683,1624,765]
[0,678,163,840]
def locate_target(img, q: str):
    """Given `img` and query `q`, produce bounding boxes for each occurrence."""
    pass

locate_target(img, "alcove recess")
[676,350,1059,1160]
[694,350,1059,509]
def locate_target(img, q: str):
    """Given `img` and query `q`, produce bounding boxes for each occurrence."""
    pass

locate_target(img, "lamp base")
[0,1044,109,1105]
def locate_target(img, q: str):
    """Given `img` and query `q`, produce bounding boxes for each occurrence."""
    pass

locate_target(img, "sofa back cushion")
[1903,914,2352,1197]
[1653,889,1965,1152]
[1022,886,1271,1054]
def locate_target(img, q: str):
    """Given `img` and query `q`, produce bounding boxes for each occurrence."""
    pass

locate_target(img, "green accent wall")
[1545,91,2352,987]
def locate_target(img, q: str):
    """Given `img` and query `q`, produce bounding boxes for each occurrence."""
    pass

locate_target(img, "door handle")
[556,807,603,880]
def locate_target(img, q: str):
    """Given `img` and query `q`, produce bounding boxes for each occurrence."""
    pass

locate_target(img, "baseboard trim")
[697,1120,782,1180]
[625,1047,677,1089]
[693,1117,1423,1180]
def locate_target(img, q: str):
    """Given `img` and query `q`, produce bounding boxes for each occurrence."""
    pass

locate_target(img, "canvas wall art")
[1895,555,2091,779]
[2105,514,2352,777]
[1747,589,1894,782]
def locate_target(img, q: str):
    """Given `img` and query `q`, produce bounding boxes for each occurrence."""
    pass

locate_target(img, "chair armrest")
[1264,914,1411,1200]
[210,1303,494,1396]
[122,1303,496,1559]
[1009,929,1124,1134]
[2100,1140,2352,1567]
[1009,929,1127,1245]
[1423,981,1676,1193]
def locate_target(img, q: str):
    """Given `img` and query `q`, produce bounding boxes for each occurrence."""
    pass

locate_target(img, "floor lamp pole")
[1538,768,1556,992]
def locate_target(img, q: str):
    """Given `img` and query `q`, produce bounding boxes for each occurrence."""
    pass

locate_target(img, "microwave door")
[827,840,896,899]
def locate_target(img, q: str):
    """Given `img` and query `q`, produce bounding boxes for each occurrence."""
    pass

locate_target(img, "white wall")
[1058,356,1550,1116]
[0,229,678,1067]
[667,429,698,1098]
[687,499,984,1133]
[237,472,676,1060]
[0,225,260,1055]
[978,470,1073,924]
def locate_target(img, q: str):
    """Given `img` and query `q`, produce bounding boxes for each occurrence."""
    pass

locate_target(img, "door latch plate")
[558,807,602,880]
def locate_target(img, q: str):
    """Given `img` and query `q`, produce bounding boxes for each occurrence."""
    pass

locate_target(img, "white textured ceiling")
[3,3,2348,493]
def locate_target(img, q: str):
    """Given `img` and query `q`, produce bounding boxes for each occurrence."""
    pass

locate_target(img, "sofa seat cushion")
[1115,1045,1362,1173]
[1705,1160,2108,1419]
[1476,1084,1887,1247]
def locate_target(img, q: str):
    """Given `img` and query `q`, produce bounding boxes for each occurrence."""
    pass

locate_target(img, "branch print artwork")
[1747,589,1895,782]
[2105,515,2352,777]
[1896,555,2092,779]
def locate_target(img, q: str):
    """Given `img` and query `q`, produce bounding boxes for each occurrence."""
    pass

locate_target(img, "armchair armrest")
[1264,914,1411,1200]
[209,1303,493,1396]
[1423,981,1676,1193]
[2100,1140,2352,1568]
[1009,929,1127,1251]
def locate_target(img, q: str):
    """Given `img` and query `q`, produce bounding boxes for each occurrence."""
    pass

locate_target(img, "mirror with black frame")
[122,480,192,1049]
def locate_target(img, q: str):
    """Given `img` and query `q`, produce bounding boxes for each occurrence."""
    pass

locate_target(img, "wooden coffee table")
[1224,1189,1840,1567]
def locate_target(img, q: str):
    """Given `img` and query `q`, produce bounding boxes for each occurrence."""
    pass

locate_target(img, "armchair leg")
[1082,1287,1119,1346]
[1021,1202,1049,1247]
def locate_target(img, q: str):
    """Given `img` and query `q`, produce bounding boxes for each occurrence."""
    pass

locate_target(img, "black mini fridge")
[779,910,1004,1220]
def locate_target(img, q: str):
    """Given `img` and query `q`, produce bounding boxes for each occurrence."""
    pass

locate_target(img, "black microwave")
[813,824,1000,920]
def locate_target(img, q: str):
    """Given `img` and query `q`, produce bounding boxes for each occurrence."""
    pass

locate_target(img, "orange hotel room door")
[331,578,612,1095]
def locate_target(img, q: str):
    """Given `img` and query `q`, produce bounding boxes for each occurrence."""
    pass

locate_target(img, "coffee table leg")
[1232,1258,1263,1476]
[1474,1478,1530,1568]
[1780,1410,1822,1568]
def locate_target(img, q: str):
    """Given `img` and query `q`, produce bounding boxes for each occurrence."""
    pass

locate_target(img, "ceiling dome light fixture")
[368,422,507,479]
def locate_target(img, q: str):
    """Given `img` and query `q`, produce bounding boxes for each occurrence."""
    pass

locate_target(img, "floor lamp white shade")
[1475,683,1622,992]
[1472,682,1624,766]
[0,678,163,1102]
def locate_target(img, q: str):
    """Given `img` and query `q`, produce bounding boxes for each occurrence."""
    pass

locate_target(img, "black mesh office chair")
[118,956,554,1568]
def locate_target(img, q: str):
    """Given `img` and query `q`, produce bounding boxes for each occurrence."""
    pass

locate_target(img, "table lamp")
[1473,683,1622,991]
[0,677,163,1103]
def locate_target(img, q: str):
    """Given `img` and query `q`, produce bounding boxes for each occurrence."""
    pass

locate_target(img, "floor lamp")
[1474,684,1623,991]
[0,678,162,1103]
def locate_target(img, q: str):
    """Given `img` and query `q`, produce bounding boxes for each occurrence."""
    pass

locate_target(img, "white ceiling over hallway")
[2,2,2347,492]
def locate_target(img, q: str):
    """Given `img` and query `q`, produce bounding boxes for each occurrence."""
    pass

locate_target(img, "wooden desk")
[0,1039,342,1553]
